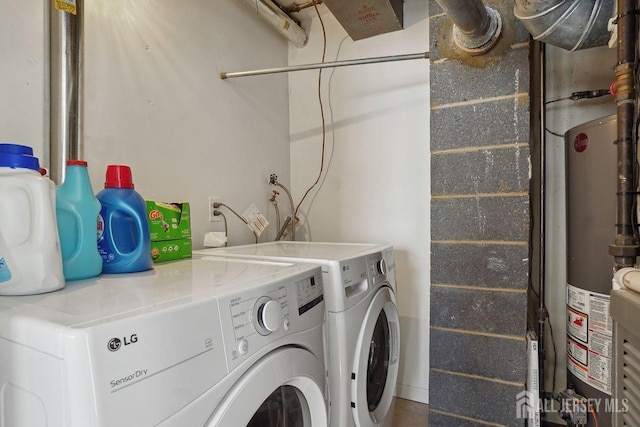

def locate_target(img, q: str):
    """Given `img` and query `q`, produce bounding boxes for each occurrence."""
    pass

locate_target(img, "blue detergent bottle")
[96,165,153,274]
[56,160,103,280]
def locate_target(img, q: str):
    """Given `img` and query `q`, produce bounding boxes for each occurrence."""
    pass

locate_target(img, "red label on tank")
[574,132,589,153]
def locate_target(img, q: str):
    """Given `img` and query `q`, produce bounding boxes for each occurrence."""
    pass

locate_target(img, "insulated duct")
[514,0,615,51]
[50,0,83,184]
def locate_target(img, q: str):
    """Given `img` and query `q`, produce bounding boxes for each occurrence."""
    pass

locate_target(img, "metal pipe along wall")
[49,0,83,184]
[609,0,639,269]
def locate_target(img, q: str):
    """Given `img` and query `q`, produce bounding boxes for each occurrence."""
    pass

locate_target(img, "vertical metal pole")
[50,0,83,184]
[530,40,548,398]
[538,41,547,397]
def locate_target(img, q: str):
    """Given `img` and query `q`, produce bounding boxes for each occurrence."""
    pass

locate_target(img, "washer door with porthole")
[205,347,327,427]
[351,286,400,426]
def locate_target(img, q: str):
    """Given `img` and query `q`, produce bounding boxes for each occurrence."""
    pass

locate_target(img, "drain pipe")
[609,0,639,269]
[434,0,502,55]
[49,0,83,184]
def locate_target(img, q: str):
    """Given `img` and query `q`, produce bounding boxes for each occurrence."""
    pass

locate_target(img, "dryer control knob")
[376,259,387,275]
[258,299,282,333]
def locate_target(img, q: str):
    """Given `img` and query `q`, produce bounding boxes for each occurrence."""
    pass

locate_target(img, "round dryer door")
[351,286,400,427]
[206,347,327,427]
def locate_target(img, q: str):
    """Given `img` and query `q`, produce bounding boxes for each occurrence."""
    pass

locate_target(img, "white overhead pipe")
[242,0,308,48]
[220,52,429,79]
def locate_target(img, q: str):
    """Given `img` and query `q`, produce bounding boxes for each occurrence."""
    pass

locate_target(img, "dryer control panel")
[218,267,324,371]
[296,272,324,315]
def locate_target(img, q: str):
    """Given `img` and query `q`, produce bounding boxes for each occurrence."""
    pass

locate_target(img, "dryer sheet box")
[146,201,192,263]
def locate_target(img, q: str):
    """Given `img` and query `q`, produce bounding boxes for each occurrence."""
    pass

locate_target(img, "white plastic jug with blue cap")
[0,143,64,295]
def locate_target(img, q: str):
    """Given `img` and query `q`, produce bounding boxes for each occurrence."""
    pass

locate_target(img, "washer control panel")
[367,252,387,284]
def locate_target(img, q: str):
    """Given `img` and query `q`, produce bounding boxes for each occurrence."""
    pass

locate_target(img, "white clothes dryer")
[195,242,400,427]
[0,255,327,427]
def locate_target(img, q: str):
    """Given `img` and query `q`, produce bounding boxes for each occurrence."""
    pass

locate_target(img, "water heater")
[565,114,617,427]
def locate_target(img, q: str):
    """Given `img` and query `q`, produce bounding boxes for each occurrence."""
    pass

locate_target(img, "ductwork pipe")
[242,0,307,48]
[514,0,615,51]
[435,0,502,55]
[50,0,83,184]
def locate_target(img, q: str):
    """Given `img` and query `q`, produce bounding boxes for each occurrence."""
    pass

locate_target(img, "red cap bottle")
[104,165,134,189]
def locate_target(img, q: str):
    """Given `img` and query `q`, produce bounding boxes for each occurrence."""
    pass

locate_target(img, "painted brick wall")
[429,1,531,425]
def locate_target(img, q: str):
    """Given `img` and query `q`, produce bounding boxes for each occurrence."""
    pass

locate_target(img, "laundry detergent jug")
[0,143,64,295]
[56,160,103,280]
[96,165,153,274]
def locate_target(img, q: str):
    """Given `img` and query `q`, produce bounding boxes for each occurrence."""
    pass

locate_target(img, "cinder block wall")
[429,1,531,425]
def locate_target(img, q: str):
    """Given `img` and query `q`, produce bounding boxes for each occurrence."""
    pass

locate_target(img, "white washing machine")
[195,242,400,427]
[0,255,327,427]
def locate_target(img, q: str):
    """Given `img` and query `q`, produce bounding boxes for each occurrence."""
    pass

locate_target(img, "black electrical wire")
[544,89,613,139]
[548,312,557,393]
[545,128,565,138]
[293,2,327,223]
[545,89,611,104]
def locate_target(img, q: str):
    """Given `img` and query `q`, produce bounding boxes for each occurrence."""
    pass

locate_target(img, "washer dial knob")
[257,299,282,333]
[376,258,387,275]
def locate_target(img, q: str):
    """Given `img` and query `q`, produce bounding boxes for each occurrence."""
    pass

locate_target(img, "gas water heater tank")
[565,114,616,427]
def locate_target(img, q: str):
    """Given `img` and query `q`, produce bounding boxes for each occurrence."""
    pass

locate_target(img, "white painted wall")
[2,0,291,247]
[0,0,48,163]
[288,2,430,403]
[545,44,617,399]
[82,0,291,246]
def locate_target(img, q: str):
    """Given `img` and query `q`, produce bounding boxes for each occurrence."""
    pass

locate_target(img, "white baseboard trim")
[395,383,429,404]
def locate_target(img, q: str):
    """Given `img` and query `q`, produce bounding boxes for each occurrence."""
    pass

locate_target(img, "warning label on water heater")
[566,284,612,395]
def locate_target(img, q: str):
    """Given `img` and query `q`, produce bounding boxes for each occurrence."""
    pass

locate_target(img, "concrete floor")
[392,398,429,426]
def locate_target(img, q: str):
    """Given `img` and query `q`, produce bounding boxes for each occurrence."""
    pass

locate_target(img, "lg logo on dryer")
[108,334,138,352]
